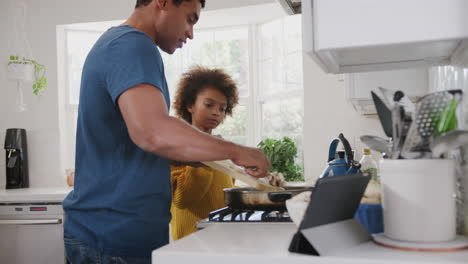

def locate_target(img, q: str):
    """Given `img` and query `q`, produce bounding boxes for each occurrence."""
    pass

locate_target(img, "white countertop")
[0,187,72,203]
[153,223,468,264]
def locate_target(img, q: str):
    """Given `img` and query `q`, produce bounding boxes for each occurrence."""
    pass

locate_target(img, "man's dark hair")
[135,0,205,8]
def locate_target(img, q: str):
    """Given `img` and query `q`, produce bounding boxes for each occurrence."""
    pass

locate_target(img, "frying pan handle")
[268,192,292,202]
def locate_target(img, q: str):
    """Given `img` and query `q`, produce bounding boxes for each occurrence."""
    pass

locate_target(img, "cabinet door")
[0,218,65,264]
[303,0,468,73]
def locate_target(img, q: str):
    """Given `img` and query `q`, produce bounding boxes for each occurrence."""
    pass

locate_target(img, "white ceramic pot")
[380,159,456,242]
[6,63,34,82]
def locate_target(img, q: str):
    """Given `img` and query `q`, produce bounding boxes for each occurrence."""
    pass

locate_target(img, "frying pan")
[223,186,313,211]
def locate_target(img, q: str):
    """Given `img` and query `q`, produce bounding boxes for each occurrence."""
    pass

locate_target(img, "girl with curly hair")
[170,66,239,240]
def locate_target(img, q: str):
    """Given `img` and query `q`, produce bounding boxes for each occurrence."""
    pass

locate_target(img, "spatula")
[202,160,284,191]
[360,135,392,156]
[371,91,393,138]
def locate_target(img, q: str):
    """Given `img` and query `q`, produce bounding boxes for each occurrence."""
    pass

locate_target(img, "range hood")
[277,0,301,15]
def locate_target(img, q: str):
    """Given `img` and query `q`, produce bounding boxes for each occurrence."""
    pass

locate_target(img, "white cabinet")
[346,68,428,116]
[302,0,468,74]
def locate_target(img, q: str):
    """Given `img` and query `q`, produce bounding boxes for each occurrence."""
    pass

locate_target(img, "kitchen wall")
[302,56,385,181]
[0,0,274,188]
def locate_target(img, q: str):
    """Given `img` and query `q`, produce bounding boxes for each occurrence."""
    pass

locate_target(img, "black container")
[4,128,29,189]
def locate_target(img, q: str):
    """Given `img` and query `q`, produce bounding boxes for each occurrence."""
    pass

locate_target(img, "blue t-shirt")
[63,25,172,257]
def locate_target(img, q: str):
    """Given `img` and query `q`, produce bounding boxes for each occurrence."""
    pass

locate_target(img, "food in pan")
[266,171,286,187]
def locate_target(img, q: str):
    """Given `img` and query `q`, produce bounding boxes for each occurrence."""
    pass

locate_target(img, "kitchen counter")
[0,187,72,203]
[153,223,468,264]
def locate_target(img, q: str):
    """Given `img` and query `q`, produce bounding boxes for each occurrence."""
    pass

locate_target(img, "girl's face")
[187,86,227,134]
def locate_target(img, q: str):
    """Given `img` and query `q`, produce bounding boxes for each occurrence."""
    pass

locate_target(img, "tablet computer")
[300,174,370,230]
[289,174,370,255]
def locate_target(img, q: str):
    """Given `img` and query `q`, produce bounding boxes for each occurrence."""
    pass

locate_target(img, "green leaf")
[257,136,303,182]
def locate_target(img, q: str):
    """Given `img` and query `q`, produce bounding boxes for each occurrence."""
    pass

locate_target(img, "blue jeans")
[64,235,151,264]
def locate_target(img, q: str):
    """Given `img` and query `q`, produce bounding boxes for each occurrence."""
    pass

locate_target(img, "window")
[162,26,250,145]
[58,24,107,171]
[58,8,303,171]
[257,15,304,159]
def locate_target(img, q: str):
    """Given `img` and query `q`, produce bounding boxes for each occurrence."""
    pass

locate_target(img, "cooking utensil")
[377,86,395,110]
[401,90,463,159]
[431,130,468,158]
[436,92,462,136]
[372,91,393,138]
[223,186,313,211]
[378,86,415,114]
[202,160,284,191]
[360,135,392,155]
[391,91,413,159]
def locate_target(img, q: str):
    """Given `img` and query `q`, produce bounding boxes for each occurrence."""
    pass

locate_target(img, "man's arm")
[118,83,270,177]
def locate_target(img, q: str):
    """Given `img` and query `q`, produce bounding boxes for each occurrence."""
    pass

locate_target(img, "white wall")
[0,0,275,188]
[302,54,385,181]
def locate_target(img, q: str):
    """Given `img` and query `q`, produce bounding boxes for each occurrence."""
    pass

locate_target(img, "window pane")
[284,15,302,54]
[213,105,247,145]
[259,15,303,166]
[162,27,250,98]
[66,30,102,105]
[259,19,282,60]
[183,31,219,67]
[222,64,249,98]
[261,96,303,164]
[262,97,303,137]
[285,51,303,87]
[162,47,183,71]
[165,68,183,99]
[259,58,284,96]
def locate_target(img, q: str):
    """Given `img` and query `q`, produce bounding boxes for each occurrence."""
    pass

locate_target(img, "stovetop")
[197,207,293,229]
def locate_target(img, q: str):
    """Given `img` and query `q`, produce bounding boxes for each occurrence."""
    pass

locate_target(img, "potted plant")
[7,55,47,95]
[257,136,304,182]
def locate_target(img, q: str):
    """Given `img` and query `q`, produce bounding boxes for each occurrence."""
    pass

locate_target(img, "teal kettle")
[320,133,361,178]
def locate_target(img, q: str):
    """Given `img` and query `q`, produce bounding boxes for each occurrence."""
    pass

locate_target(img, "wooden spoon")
[202,160,284,191]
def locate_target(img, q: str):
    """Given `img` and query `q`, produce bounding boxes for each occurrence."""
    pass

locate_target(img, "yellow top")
[170,165,234,240]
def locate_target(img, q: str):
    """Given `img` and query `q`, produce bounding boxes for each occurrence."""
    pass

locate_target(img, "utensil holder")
[380,159,456,242]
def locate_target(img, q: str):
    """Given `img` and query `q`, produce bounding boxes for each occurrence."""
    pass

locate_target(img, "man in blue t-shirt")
[62,0,271,263]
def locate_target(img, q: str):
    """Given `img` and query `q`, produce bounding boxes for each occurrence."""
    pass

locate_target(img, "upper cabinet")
[302,0,468,74]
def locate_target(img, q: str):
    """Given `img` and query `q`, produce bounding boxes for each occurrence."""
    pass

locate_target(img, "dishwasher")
[0,202,65,264]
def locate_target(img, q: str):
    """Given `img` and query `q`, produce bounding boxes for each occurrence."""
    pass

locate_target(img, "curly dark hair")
[135,0,205,8]
[173,66,239,124]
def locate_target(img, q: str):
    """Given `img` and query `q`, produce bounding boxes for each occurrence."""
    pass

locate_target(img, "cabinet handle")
[0,219,62,225]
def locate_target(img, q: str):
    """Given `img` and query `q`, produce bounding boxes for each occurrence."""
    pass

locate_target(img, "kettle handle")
[338,133,354,168]
[327,133,354,168]
[327,138,340,162]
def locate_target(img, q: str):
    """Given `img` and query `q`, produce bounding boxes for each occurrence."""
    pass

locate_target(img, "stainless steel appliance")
[196,207,293,229]
[0,202,65,264]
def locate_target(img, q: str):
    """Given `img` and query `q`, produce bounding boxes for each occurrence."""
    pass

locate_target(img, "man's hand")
[230,146,270,178]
